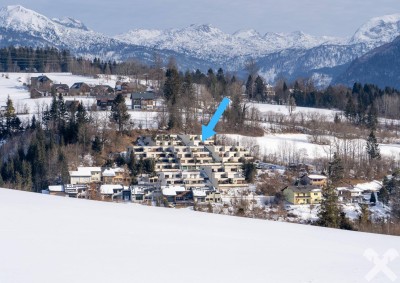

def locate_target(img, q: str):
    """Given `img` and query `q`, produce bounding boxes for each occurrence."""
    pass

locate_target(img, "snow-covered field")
[0,188,399,283]
[0,72,159,128]
[0,72,120,109]
[251,101,339,118]
[225,133,400,160]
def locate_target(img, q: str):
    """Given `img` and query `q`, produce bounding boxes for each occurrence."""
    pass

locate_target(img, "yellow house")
[283,185,322,205]
[299,174,328,187]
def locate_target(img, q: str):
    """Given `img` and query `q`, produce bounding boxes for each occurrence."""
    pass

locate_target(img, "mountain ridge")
[1,5,400,87]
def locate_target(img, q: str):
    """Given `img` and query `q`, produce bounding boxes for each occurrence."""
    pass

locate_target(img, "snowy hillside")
[0,188,399,283]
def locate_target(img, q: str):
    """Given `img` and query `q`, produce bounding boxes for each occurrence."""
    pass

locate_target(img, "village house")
[115,81,137,95]
[99,184,124,200]
[69,82,91,96]
[30,88,46,98]
[69,167,102,185]
[131,92,156,110]
[96,95,116,110]
[282,185,322,205]
[298,174,328,187]
[69,169,91,185]
[64,184,88,198]
[131,186,146,202]
[192,188,222,203]
[192,188,207,203]
[30,75,53,94]
[51,84,69,96]
[102,167,131,185]
[205,191,222,203]
[336,187,363,203]
[161,185,192,205]
[47,185,65,196]
[91,85,114,96]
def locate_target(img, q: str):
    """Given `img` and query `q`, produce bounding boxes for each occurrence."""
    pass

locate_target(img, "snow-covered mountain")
[335,35,400,88]
[1,5,400,86]
[350,13,400,47]
[115,24,345,61]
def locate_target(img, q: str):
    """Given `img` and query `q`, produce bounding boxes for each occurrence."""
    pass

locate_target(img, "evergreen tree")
[339,212,354,230]
[245,75,254,100]
[163,68,181,104]
[30,115,37,130]
[316,185,341,228]
[377,186,390,205]
[370,192,376,204]
[1,96,21,137]
[254,76,265,101]
[328,152,344,185]
[58,150,70,184]
[110,94,130,133]
[344,95,356,123]
[241,160,256,183]
[92,136,103,153]
[143,158,155,175]
[366,131,381,160]
[334,113,341,124]
[21,161,32,191]
[391,186,400,220]
[359,203,370,227]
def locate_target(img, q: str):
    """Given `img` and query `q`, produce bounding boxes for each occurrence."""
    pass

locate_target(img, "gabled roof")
[37,75,52,83]
[70,82,90,89]
[102,168,116,177]
[70,170,91,177]
[52,84,69,90]
[131,92,156,100]
[100,184,123,195]
[96,95,116,102]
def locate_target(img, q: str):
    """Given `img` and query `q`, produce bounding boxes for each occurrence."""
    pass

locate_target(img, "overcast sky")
[3,0,400,36]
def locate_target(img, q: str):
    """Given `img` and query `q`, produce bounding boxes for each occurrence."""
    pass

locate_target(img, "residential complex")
[54,134,252,205]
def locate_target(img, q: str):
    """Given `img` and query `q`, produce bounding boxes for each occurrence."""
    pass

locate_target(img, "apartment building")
[201,163,247,190]
[128,134,252,190]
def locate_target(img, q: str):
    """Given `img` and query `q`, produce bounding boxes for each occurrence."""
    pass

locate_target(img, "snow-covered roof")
[100,184,123,195]
[192,189,206,197]
[102,168,116,177]
[354,180,382,192]
[69,170,91,177]
[162,186,186,196]
[308,174,327,180]
[48,185,64,192]
[335,187,349,191]
[77,166,101,172]
[131,187,145,195]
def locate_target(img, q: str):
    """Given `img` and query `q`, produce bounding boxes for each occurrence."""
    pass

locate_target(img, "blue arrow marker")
[202,97,231,141]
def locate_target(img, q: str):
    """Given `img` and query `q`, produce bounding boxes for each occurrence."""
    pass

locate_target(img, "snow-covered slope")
[0,188,399,283]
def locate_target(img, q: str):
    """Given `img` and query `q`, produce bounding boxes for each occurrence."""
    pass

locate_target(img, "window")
[314,193,318,196]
